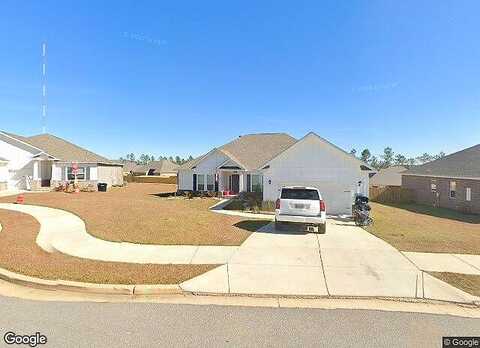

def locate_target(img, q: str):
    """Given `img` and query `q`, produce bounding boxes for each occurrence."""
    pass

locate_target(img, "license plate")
[294,204,305,209]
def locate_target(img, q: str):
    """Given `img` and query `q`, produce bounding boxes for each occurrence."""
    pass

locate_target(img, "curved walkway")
[0,202,478,304]
[0,203,238,264]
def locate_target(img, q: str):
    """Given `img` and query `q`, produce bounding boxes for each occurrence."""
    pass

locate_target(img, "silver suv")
[275,186,327,233]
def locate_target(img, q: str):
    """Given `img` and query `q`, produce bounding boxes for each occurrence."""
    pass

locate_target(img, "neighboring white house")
[178,132,374,215]
[0,157,9,191]
[0,131,124,191]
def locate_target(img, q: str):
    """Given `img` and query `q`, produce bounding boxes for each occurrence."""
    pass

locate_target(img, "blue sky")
[1,1,479,160]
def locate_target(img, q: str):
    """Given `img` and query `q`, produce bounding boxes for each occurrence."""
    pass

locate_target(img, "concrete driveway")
[182,219,478,303]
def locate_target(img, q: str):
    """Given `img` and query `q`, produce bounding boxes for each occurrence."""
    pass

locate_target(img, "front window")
[430,179,437,192]
[67,167,86,181]
[197,174,205,191]
[466,187,472,202]
[251,175,263,192]
[206,174,214,191]
[449,181,456,198]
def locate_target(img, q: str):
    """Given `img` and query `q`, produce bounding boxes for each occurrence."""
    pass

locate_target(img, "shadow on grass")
[149,192,179,198]
[233,220,272,233]
[374,202,480,224]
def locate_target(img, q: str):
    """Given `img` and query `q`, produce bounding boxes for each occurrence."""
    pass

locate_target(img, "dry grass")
[366,202,480,254]
[0,183,265,245]
[0,209,215,284]
[428,272,480,297]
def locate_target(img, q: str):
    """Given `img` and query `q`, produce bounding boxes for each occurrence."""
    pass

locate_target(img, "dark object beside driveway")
[97,183,108,192]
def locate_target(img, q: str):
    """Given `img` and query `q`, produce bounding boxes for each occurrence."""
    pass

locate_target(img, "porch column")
[239,174,244,192]
[33,160,40,180]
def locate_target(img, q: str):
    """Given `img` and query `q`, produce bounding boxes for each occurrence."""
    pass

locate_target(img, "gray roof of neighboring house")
[403,144,480,179]
[1,131,121,165]
[136,160,179,174]
[122,161,141,172]
[370,165,409,187]
[180,133,297,171]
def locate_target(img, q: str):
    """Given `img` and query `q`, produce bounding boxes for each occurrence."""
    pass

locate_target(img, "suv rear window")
[281,188,319,200]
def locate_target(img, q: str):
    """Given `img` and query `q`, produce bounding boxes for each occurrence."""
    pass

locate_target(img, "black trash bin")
[97,183,108,192]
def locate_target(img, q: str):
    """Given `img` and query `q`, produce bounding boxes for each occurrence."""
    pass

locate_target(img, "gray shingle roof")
[370,165,409,186]
[403,144,480,179]
[136,160,179,174]
[2,131,121,165]
[180,133,297,171]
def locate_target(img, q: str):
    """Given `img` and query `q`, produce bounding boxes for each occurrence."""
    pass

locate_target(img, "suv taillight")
[275,198,280,209]
[320,200,326,212]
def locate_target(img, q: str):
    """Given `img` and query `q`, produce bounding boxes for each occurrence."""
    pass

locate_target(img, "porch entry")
[40,160,52,187]
[229,174,240,194]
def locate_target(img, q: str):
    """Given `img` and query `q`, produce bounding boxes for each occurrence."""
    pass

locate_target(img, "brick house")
[402,144,480,214]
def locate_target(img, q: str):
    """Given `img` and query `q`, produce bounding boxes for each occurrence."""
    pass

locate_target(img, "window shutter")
[193,174,197,191]
[247,174,251,192]
[86,167,90,180]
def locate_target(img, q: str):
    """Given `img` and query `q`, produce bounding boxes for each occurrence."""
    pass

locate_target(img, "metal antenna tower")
[41,42,47,133]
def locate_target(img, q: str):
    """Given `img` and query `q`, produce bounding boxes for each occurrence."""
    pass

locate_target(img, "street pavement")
[0,294,479,348]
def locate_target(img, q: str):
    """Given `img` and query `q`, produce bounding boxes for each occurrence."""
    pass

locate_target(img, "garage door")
[278,181,353,216]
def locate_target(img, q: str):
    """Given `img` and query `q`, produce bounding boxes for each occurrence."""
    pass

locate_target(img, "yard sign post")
[72,162,79,193]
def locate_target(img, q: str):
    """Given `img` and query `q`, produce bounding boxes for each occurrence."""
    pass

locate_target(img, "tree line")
[349,147,445,170]
[119,153,195,165]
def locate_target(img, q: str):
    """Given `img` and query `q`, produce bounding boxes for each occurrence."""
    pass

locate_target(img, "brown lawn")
[0,209,215,284]
[366,202,480,254]
[0,183,266,245]
[428,272,480,297]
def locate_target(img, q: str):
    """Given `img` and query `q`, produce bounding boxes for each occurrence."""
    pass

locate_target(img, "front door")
[230,174,240,193]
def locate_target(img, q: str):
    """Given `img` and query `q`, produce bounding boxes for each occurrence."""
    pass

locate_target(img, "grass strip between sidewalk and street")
[428,272,480,297]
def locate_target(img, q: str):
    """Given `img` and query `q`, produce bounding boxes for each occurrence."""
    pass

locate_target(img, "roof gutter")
[402,173,480,181]
[0,131,57,159]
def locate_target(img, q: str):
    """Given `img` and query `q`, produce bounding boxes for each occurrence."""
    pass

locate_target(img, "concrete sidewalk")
[0,203,238,264]
[403,252,480,275]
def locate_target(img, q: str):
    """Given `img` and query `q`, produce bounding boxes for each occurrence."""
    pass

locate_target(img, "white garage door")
[278,181,353,216]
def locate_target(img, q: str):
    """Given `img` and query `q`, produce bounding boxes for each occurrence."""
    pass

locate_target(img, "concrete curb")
[0,266,181,295]
[0,266,478,318]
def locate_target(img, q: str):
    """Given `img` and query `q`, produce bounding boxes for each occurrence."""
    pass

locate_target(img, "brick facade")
[402,175,480,214]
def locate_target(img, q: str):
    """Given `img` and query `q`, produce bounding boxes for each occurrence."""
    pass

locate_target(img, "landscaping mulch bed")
[366,202,480,254]
[0,209,216,284]
[0,183,266,246]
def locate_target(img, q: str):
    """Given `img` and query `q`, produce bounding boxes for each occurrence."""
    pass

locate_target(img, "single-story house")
[0,131,124,191]
[178,132,374,215]
[402,144,480,214]
[135,159,179,176]
[370,165,410,188]
[122,160,140,175]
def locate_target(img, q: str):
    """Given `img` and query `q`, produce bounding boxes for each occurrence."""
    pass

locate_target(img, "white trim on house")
[402,173,480,181]
[260,132,374,172]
